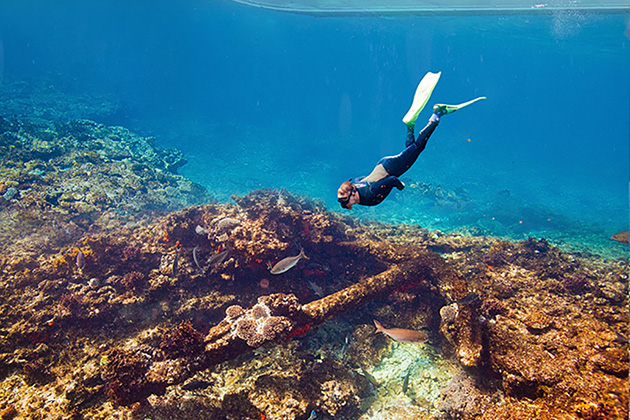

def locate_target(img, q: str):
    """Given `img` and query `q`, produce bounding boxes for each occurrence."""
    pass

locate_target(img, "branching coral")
[481,298,507,318]
[122,245,141,261]
[22,359,52,385]
[229,301,290,347]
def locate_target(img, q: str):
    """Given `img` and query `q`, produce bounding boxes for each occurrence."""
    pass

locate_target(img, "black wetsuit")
[352,119,438,206]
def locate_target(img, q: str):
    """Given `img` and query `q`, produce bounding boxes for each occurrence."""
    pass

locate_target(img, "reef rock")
[0,142,626,420]
[0,116,214,257]
[439,302,483,367]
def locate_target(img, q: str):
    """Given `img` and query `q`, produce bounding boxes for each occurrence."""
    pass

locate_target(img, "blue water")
[1,0,628,255]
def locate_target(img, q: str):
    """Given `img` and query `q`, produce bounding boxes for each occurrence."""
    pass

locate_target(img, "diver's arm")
[359,176,404,206]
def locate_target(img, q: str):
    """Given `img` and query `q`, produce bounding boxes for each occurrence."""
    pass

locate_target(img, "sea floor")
[357,344,460,420]
[0,84,627,418]
[180,145,628,262]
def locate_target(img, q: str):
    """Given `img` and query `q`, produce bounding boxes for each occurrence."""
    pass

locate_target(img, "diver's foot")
[432,104,457,117]
[402,72,442,127]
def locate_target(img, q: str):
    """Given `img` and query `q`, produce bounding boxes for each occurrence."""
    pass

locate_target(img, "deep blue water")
[1,0,628,254]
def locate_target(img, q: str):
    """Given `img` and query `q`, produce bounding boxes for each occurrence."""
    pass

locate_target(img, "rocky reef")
[0,117,627,419]
[0,115,213,258]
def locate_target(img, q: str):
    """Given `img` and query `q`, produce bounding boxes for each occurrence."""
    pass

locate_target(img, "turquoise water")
[0,0,628,256]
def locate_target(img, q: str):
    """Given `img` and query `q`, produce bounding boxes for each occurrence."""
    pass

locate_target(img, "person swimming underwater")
[337,72,485,210]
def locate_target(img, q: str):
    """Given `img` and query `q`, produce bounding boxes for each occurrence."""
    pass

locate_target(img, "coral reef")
[439,302,484,367]
[0,115,214,258]
[101,347,166,406]
[0,77,123,123]
[0,118,626,419]
[160,320,205,358]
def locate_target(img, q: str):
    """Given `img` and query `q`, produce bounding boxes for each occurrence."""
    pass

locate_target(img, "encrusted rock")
[521,310,554,331]
[436,370,492,418]
[439,303,483,367]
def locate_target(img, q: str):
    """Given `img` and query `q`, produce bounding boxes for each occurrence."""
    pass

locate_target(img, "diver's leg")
[380,119,439,178]
[413,115,439,151]
[405,125,415,147]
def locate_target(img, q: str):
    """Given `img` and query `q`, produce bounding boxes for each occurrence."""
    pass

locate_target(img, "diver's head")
[337,180,358,209]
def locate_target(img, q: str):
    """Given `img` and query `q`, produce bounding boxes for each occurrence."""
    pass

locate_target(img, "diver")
[337,72,485,210]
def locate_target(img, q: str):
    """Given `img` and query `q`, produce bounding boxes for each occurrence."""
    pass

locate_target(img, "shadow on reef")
[0,187,626,419]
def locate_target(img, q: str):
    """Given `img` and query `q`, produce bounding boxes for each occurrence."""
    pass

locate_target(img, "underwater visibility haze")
[0,0,628,419]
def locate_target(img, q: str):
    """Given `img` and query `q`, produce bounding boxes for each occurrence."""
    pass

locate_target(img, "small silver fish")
[181,379,212,391]
[454,292,480,305]
[192,246,205,273]
[402,365,412,394]
[76,248,85,270]
[270,248,308,275]
[208,249,229,266]
[373,320,427,343]
[338,333,350,361]
[360,368,381,388]
[307,279,324,297]
[172,249,179,278]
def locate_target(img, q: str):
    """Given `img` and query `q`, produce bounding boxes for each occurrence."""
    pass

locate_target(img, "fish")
[192,246,205,273]
[402,365,412,394]
[269,248,308,275]
[307,279,324,297]
[454,292,480,305]
[338,333,350,361]
[307,410,317,420]
[208,249,229,266]
[360,368,381,388]
[172,248,179,278]
[373,320,428,343]
[181,379,212,391]
[76,248,85,270]
[611,230,629,245]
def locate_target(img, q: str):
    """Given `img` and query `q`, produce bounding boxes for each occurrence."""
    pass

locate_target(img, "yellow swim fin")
[433,96,487,116]
[402,71,441,127]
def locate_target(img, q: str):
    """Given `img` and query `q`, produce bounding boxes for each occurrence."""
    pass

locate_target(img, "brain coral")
[250,303,271,319]
[226,305,245,320]
[260,316,289,340]
[234,318,256,342]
